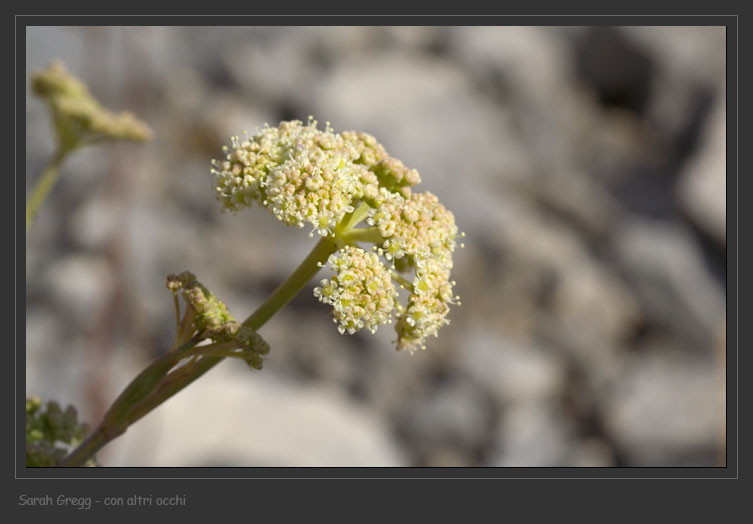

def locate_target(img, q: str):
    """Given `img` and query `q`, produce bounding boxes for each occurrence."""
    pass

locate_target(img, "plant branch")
[59,236,338,467]
[26,147,69,232]
[59,335,203,467]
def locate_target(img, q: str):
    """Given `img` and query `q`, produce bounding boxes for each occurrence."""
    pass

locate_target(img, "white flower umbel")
[214,118,462,352]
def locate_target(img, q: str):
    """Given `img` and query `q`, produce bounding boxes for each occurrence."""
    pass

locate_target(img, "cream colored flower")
[341,130,421,198]
[215,119,462,352]
[371,190,458,267]
[213,118,378,236]
[314,246,398,335]
[395,256,459,353]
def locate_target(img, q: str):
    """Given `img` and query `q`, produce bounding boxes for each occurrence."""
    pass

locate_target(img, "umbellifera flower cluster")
[31,61,152,150]
[213,118,462,352]
[213,119,376,236]
[314,246,399,335]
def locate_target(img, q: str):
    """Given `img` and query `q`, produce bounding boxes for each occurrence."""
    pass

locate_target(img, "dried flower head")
[31,60,152,150]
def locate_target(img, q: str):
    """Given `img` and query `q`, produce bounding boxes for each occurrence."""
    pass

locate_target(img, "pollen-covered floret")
[314,246,398,335]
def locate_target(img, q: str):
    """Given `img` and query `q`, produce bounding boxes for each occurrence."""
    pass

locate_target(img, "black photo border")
[6,7,745,517]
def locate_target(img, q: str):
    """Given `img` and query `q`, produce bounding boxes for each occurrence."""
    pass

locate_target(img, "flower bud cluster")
[31,61,152,148]
[166,271,234,337]
[166,272,269,368]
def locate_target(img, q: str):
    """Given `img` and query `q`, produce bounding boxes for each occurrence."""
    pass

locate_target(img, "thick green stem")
[125,356,223,426]
[26,148,68,232]
[58,236,338,467]
[242,235,337,329]
[58,422,108,468]
[59,336,202,467]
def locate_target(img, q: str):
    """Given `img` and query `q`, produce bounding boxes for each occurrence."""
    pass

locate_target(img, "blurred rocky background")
[25,26,726,467]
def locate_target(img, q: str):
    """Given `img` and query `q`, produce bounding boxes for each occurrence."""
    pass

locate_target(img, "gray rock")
[69,197,117,250]
[461,331,565,403]
[611,218,725,346]
[26,309,67,398]
[603,351,723,466]
[499,204,641,347]
[41,255,114,329]
[395,376,492,462]
[624,27,725,88]
[491,401,574,467]
[449,26,573,103]
[678,95,726,246]
[382,26,446,51]
[102,362,407,466]
[624,26,725,140]
[570,438,616,467]
[220,27,322,107]
[511,169,622,240]
[350,333,438,416]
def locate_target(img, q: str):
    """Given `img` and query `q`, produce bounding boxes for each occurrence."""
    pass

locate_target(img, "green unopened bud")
[230,324,271,370]
[166,271,234,338]
[166,272,271,369]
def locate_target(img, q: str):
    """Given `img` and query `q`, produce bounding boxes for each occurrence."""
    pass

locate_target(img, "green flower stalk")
[58,117,462,466]
[26,61,152,231]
